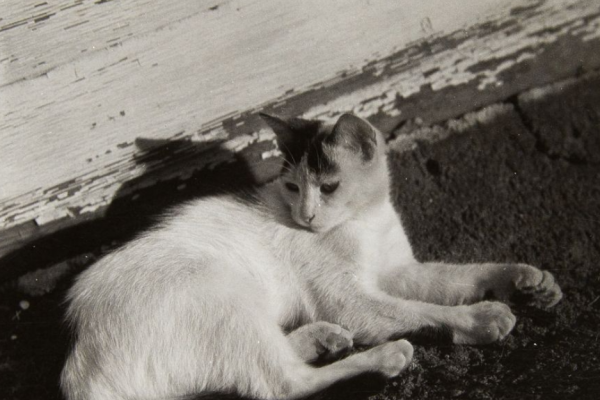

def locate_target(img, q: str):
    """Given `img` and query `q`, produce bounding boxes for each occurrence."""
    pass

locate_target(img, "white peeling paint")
[304,0,597,123]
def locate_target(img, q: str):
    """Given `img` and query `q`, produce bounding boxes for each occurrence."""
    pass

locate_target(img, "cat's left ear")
[330,114,377,162]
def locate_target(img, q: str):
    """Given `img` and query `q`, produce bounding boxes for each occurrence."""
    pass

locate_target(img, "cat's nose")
[305,214,316,223]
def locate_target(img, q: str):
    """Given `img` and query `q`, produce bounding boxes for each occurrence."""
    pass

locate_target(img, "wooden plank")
[1,0,521,88]
[1,0,600,259]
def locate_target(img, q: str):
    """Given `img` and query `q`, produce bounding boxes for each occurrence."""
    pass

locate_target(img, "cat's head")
[260,113,389,232]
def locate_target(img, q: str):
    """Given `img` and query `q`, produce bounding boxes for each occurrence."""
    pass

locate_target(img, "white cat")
[61,113,562,400]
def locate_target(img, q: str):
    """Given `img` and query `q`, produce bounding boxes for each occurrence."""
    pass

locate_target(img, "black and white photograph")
[1,1,599,399]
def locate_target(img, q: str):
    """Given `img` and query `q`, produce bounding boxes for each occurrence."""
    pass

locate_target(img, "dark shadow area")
[0,137,268,283]
[0,284,69,400]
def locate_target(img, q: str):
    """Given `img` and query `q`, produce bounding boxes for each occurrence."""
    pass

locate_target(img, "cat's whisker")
[280,164,294,175]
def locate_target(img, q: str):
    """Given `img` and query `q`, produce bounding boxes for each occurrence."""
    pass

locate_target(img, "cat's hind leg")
[286,321,353,362]
[278,339,413,399]
[213,315,411,399]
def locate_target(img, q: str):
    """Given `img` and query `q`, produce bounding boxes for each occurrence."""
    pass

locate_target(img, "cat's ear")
[259,113,296,147]
[330,114,377,162]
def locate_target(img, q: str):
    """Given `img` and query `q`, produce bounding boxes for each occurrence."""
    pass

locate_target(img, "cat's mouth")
[292,216,326,233]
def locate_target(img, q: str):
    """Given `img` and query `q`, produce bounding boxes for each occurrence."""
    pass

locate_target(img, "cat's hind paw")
[452,301,516,345]
[513,265,563,308]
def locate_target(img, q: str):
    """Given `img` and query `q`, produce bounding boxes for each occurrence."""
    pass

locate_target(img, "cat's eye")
[320,182,339,195]
[285,182,300,192]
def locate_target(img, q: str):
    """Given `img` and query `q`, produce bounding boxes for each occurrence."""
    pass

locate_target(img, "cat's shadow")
[0,137,268,282]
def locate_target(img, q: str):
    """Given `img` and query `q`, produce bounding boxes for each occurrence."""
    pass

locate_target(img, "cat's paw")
[452,301,516,345]
[512,264,563,308]
[373,339,414,378]
[289,322,353,362]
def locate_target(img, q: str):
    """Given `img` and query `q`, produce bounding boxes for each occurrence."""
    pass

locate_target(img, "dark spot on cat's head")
[260,113,318,164]
[259,113,338,175]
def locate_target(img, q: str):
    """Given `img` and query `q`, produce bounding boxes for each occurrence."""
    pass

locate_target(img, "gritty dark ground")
[1,72,600,400]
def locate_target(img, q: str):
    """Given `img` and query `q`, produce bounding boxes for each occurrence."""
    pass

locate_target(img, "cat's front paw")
[512,264,563,308]
[452,301,516,345]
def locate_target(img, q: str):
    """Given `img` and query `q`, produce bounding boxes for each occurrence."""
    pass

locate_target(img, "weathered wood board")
[1,0,600,260]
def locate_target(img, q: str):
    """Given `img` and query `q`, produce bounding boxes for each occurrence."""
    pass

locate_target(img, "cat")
[61,113,562,400]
